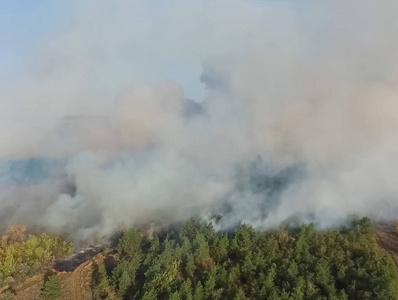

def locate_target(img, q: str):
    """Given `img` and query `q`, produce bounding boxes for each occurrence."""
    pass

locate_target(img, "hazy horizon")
[1,0,398,240]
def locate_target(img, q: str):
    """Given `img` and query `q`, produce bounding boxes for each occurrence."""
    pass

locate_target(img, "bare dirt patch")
[14,274,44,300]
[9,256,94,300]
[376,222,398,265]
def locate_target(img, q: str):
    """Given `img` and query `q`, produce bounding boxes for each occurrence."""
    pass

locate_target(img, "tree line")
[92,217,398,300]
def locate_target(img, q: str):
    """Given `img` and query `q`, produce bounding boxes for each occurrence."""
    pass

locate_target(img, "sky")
[0,0,206,100]
[0,1,61,76]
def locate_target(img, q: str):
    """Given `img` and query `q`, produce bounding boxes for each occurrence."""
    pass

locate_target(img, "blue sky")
[0,1,67,76]
[0,1,208,100]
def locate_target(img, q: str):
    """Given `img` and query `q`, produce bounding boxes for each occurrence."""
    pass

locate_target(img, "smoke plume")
[1,0,398,239]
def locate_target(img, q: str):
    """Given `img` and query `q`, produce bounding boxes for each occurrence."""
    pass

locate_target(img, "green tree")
[169,291,182,300]
[291,276,305,300]
[116,270,131,297]
[40,275,62,300]
[184,253,196,278]
[193,282,203,300]
[117,229,142,260]
[180,278,193,300]
[204,267,216,298]
[234,288,246,300]
[91,218,398,299]
[92,263,111,300]
[142,288,157,300]
[182,219,198,240]
[210,235,229,261]
[193,234,210,267]
[110,259,137,295]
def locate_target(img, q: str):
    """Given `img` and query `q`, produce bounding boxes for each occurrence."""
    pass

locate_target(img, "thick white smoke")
[1,0,398,239]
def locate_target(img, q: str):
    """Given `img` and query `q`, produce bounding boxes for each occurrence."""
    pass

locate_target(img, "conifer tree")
[40,275,61,300]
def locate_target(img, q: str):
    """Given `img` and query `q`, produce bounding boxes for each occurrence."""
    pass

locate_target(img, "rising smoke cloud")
[1,0,398,239]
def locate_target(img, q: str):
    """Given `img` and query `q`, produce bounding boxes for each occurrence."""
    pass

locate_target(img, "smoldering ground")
[1,0,398,239]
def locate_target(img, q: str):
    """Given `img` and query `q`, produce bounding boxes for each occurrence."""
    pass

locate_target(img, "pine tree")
[117,229,142,260]
[40,275,62,300]
[117,270,131,297]
[180,279,193,300]
[142,288,157,300]
[233,288,246,300]
[110,259,136,295]
[185,253,196,278]
[193,282,204,300]
[169,291,182,300]
[210,234,229,261]
[204,267,216,298]
[182,219,198,240]
[291,276,305,300]
[92,263,111,299]
[193,233,210,267]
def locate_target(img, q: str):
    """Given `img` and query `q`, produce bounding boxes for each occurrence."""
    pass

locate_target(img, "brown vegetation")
[377,222,398,265]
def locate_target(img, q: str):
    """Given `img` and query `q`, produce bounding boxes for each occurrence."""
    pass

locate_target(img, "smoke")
[1,0,398,239]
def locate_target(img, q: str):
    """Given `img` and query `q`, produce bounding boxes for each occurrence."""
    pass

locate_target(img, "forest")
[0,225,73,288]
[92,217,398,300]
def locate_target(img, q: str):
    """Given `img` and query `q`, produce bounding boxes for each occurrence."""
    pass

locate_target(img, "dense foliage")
[40,275,62,300]
[0,225,73,285]
[92,217,398,300]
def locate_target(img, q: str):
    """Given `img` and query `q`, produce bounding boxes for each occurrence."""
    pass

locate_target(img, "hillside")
[2,219,398,300]
[89,218,398,300]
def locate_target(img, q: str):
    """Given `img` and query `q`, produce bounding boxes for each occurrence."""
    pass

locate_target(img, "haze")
[1,0,398,239]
